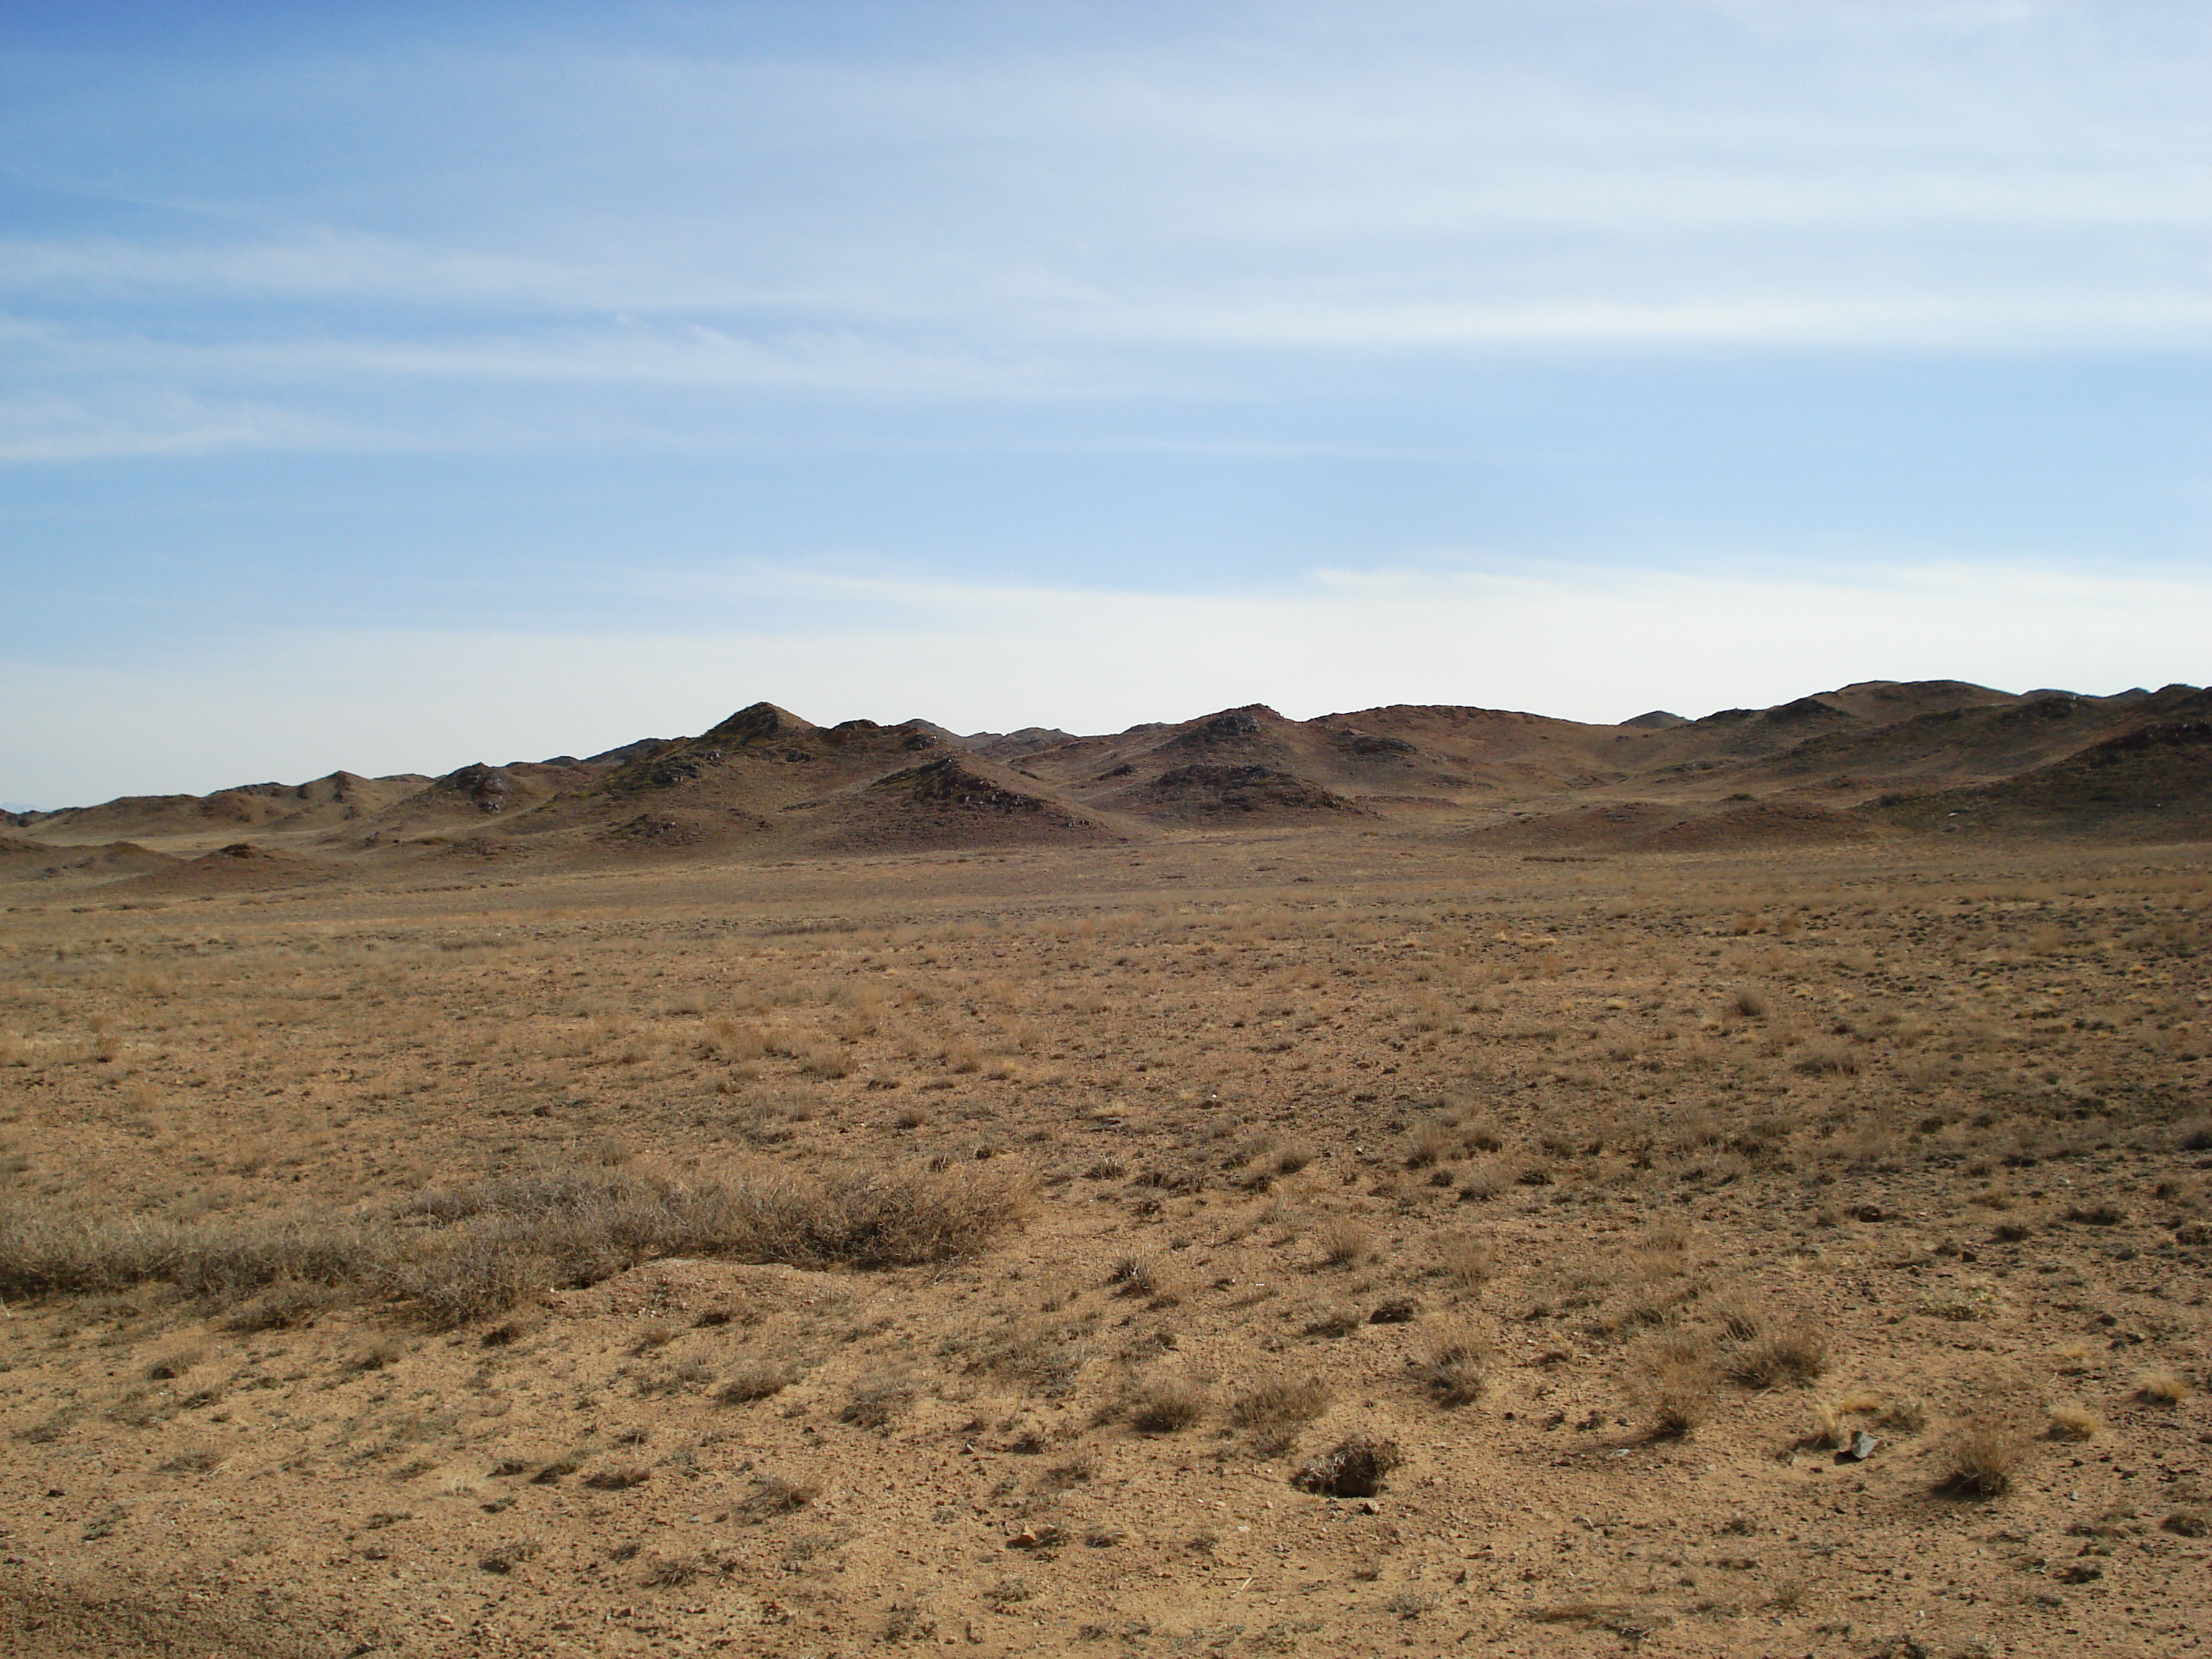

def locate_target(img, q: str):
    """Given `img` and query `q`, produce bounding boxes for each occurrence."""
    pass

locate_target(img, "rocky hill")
[9,680,2203,892]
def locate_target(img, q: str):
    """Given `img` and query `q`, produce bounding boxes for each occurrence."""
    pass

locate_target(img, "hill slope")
[9,679,2205,889]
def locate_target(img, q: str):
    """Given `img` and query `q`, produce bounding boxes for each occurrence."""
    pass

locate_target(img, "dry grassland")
[1,831,2208,1657]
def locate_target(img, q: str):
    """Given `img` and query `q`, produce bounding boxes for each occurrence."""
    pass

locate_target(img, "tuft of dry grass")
[1290,1436,1403,1498]
[1940,1419,2028,1498]
[1455,1161,1512,1202]
[226,1278,341,1332]
[1303,1305,1362,1339]
[796,1046,855,1080]
[639,1556,706,1588]
[1107,1255,1162,1298]
[1438,1234,1493,1289]
[353,1338,404,1371]
[1645,1359,1715,1439]
[2064,1200,2126,1226]
[2045,1402,2101,1441]
[1405,1121,1461,1169]
[718,1361,799,1405]
[1872,1395,1928,1435]
[840,1374,916,1430]
[411,1159,1035,1277]
[733,1475,817,1521]
[384,1235,551,1330]
[1,1160,1034,1328]
[1791,1043,1861,1076]
[1314,1217,1372,1267]
[1228,1376,1330,1449]
[0,1207,392,1308]
[1124,1375,1206,1434]
[2137,1371,2190,1403]
[1418,1328,1488,1408]
[1705,1295,1763,1344]
[1725,1323,1829,1389]
[144,1347,204,1381]
[477,1539,541,1574]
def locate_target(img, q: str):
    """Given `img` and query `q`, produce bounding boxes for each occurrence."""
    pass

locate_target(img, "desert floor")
[1,829,2208,1658]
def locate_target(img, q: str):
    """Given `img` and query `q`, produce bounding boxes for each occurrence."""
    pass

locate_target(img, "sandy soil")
[1,827,2208,1658]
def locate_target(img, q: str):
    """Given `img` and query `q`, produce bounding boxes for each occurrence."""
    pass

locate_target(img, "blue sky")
[3,1,2207,806]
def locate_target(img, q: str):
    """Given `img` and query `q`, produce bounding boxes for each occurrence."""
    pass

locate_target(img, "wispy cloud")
[0,389,359,462]
[1,0,2204,464]
[2,313,1075,394]
[1,0,2202,746]
[1065,295,2212,352]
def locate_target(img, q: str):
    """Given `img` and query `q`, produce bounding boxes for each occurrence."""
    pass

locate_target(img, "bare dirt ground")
[1,827,2208,1658]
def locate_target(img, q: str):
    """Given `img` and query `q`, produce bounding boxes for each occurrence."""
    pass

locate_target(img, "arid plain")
[2,680,2208,1658]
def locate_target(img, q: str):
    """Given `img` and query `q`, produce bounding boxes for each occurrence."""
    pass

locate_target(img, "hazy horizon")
[8,666,2199,816]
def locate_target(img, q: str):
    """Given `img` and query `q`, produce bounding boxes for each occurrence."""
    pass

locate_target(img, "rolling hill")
[9,679,2203,894]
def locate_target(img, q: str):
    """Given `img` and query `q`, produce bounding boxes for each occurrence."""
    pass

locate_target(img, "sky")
[3,0,2207,808]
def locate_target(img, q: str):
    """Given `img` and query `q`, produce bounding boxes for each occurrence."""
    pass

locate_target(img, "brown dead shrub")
[1419,1328,1488,1408]
[1125,1375,1205,1434]
[840,1374,916,1430]
[1228,1376,1330,1448]
[477,1539,540,1574]
[1302,1305,1362,1339]
[0,1207,391,1308]
[1645,1359,1715,1439]
[1439,1234,1494,1289]
[734,1475,817,1521]
[1290,1436,1403,1498]
[1725,1324,1829,1388]
[2046,1403,2100,1441]
[1,1161,1032,1329]
[1940,1419,2028,1498]
[225,1278,341,1332]
[1791,1044,1861,1076]
[718,1361,799,1404]
[1315,1218,1372,1267]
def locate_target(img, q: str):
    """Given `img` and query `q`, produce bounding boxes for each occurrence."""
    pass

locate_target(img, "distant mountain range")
[6,680,2207,889]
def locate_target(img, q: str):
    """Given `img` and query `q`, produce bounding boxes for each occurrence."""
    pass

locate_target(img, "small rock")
[1835,1431,1879,1464]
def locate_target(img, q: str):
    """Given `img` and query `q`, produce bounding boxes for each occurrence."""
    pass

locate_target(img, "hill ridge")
[12,678,2201,885]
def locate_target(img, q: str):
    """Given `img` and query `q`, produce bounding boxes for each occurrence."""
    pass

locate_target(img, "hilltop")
[6,679,2206,904]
